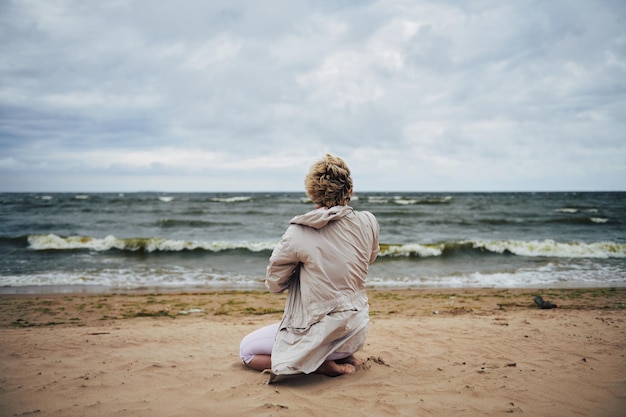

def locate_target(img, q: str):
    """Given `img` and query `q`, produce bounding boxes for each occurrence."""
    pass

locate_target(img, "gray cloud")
[0,0,624,192]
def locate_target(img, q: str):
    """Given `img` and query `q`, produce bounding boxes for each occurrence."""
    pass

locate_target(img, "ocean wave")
[554,208,578,213]
[27,234,274,253]
[475,240,626,258]
[378,240,626,259]
[367,196,389,204]
[157,218,240,228]
[0,270,266,290]
[379,243,446,257]
[4,260,623,291]
[25,234,626,259]
[211,196,253,203]
[368,262,626,289]
[390,196,452,205]
[548,216,611,225]
[554,207,601,214]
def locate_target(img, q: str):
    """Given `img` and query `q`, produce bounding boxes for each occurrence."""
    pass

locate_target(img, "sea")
[1,192,625,293]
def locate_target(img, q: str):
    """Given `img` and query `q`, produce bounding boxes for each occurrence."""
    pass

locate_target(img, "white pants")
[239,322,352,365]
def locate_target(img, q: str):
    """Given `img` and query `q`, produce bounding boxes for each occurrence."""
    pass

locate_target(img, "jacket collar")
[290,205,353,230]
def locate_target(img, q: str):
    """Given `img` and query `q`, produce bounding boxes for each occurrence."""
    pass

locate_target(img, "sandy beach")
[1,287,625,417]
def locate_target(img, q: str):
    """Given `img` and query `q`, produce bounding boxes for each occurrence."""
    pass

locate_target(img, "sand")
[0,288,625,417]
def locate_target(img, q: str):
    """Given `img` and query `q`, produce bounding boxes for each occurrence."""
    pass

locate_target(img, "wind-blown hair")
[305,154,353,208]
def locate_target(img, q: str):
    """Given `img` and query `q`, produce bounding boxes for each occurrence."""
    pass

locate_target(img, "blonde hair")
[305,154,353,208]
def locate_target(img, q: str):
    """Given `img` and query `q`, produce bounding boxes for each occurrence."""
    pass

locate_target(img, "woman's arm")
[368,213,380,265]
[265,227,300,293]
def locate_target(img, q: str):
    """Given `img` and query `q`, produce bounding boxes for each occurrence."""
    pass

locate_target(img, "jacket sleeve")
[368,212,380,265]
[265,226,300,293]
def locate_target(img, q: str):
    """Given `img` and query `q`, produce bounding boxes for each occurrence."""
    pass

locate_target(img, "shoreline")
[2,280,625,295]
[1,287,624,328]
[1,287,625,417]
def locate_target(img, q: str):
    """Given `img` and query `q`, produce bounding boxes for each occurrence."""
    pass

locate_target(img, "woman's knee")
[246,354,272,372]
[239,322,280,364]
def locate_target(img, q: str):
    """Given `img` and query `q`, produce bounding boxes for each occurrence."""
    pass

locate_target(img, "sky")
[1,0,625,193]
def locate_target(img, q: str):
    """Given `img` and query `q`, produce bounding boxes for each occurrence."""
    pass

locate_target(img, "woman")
[239,154,379,377]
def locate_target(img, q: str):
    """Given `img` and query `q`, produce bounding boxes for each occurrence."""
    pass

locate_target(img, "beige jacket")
[266,205,379,375]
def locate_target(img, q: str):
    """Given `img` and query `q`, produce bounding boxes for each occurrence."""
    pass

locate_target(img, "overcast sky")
[1,0,625,192]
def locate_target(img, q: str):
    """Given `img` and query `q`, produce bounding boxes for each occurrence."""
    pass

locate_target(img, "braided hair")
[304,154,353,208]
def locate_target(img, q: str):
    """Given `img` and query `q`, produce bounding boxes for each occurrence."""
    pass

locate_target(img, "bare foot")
[315,360,357,377]
[338,354,362,367]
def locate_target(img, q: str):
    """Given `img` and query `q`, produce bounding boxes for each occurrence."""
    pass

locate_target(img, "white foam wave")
[379,243,443,257]
[554,208,578,213]
[368,261,626,289]
[0,270,266,291]
[4,250,625,291]
[27,234,275,253]
[386,196,452,205]
[393,197,417,205]
[26,234,626,259]
[378,239,626,259]
[211,196,252,203]
[476,239,625,258]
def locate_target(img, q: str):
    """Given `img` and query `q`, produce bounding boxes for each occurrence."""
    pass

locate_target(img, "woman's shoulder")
[354,208,376,219]
[352,208,378,227]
